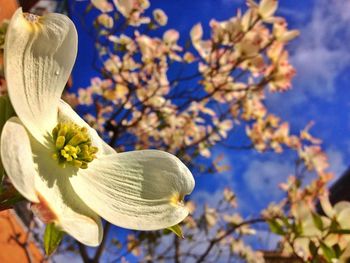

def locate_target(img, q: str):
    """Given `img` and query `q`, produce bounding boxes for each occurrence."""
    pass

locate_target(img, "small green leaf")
[44,223,64,256]
[268,220,285,235]
[280,216,291,228]
[166,224,184,238]
[312,212,323,230]
[329,218,340,232]
[0,95,16,183]
[333,244,342,258]
[308,240,318,257]
[320,241,336,261]
[293,221,303,236]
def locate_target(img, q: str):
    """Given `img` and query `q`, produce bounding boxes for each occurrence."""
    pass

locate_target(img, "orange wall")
[0,3,45,263]
[0,210,45,263]
[0,0,18,21]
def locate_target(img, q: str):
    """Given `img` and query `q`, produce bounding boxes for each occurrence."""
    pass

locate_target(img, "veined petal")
[30,139,103,246]
[70,150,195,230]
[58,100,116,155]
[4,8,77,143]
[1,117,103,246]
[1,117,38,202]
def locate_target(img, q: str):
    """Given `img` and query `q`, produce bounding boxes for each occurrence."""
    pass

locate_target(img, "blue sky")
[192,0,350,217]
[63,0,350,260]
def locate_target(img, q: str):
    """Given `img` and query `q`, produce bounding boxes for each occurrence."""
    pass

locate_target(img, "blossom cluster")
[62,0,350,262]
[0,0,346,262]
[75,0,300,164]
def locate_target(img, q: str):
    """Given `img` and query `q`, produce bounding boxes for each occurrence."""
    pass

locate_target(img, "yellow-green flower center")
[51,122,98,169]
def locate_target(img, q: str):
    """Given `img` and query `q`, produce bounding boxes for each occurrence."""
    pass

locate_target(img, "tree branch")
[174,236,180,263]
[93,222,111,263]
[196,218,266,263]
[78,242,91,263]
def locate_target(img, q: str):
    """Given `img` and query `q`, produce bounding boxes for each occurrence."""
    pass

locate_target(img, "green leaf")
[308,240,318,257]
[44,223,64,256]
[280,216,291,228]
[0,95,16,183]
[329,218,340,232]
[312,212,323,230]
[166,224,184,238]
[268,220,285,235]
[333,244,342,258]
[293,221,303,236]
[320,241,336,262]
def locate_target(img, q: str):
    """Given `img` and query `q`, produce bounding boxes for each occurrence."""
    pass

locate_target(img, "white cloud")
[192,189,225,214]
[243,159,293,206]
[266,1,350,131]
[245,229,281,251]
[291,0,350,99]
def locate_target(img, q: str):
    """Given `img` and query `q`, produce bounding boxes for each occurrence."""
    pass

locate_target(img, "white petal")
[30,139,104,246]
[70,150,195,230]
[320,195,335,218]
[1,117,103,246]
[58,100,116,155]
[259,0,278,19]
[1,117,38,202]
[4,9,77,143]
[334,202,350,229]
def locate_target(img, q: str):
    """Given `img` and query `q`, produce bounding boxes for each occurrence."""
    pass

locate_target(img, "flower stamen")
[51,122,98,169]
[23,13,40,23]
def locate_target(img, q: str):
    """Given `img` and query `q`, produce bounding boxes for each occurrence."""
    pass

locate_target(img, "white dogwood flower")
[1,9,194,246]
